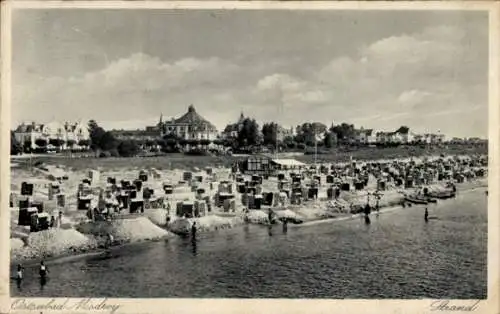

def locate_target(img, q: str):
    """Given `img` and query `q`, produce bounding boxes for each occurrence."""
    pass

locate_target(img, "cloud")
[12,24,487,138]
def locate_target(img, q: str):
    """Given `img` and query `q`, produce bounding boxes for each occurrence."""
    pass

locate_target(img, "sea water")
[11,188,487,299]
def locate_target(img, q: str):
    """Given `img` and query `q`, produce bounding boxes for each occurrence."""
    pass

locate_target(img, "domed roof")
[174,105,217,131]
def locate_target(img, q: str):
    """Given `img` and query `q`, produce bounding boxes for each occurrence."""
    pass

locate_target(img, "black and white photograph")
[3,1,498,311]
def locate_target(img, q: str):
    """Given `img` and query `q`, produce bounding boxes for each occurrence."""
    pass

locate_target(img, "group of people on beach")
[15,260,49,289]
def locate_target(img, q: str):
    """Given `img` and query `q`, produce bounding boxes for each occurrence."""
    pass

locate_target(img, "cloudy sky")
[12,9,488,137]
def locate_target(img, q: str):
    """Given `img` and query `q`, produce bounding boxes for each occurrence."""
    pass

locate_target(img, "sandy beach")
[10,153,487,266]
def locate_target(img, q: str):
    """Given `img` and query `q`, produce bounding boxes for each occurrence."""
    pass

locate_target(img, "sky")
[11,9,489,138]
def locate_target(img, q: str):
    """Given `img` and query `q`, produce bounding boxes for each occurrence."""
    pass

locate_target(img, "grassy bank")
[12,144,487,171]
[297,144,487,164]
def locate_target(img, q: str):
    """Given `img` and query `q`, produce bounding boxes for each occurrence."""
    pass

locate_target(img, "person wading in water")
[16,264,23,289]
[191,222,197,239]
[39,261,48,288]
[106,233,114,249]
[424,208,429,223]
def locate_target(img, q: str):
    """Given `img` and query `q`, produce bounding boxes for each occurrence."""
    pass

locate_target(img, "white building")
[13,121,90,151]
[159,105,219,141]
[355,128,375,144]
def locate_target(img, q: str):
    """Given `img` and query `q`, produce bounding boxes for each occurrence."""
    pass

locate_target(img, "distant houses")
[354,127,375,145]
[221,112,246,140]
[13,108,484,156]
[13,121,90,152]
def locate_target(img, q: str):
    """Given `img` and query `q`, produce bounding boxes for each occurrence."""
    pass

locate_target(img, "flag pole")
[314,126,318,166]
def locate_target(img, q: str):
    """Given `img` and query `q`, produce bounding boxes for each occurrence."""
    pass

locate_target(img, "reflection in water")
[364,215,371,225]
[40,277,47,291]
[268,224,273,236]
[243,224,251,240]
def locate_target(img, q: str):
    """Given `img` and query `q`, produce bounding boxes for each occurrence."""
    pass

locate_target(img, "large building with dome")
[158,105,219,141]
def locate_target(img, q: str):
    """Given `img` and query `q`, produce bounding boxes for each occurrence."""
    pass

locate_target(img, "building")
[240,154,306,175]
[277,125,294,142]
[354,127,375,144]
[13,121,90,151]
[222,112,246,139]
[412,133,425,144]
[374,127,414,144]
[159,105,219,141]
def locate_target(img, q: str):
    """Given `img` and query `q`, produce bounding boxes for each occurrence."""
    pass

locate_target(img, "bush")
[33,147,47,154]
[297,143,306,150]
[11,133,22,155]
[99,151,112,158]
[117,140,140,157]
[35,138,47,147]
[78,139,90,147]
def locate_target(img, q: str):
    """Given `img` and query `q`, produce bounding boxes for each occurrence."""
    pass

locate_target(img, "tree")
[11,132,22,155]
[283,135,295,149]
[78,139,90,147]
[87,120,117,151]
[323,132,335,148]
[49,138,65,147]
[294,122,327,146]
[35,138,47,147]
[23,140,32,153]
[262,122,279,147]
[331,123,356,144]
[117,140,140,157]
[237,118,260,148]
[396,126,410,134]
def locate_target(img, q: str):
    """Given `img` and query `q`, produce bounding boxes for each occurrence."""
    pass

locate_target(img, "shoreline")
[10,180,487,268]
[294,184,485,228]
[10,235,167,268]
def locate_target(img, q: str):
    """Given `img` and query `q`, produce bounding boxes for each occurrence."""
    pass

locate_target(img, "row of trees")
[88,120,142,157]
[231,118,360,151]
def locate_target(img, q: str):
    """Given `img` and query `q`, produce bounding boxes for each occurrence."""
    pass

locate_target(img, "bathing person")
[16,264,23,288]
[39,261,48,288]
[282,218,288,233]
[191,222,197,239]
[424,208,429,222]
[268,209,274,224]
[106,233,114,248]
[58,210,63,228]
[16,264,23,278]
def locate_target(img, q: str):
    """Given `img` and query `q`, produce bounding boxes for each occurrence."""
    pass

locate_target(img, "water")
[11,189,487,299]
